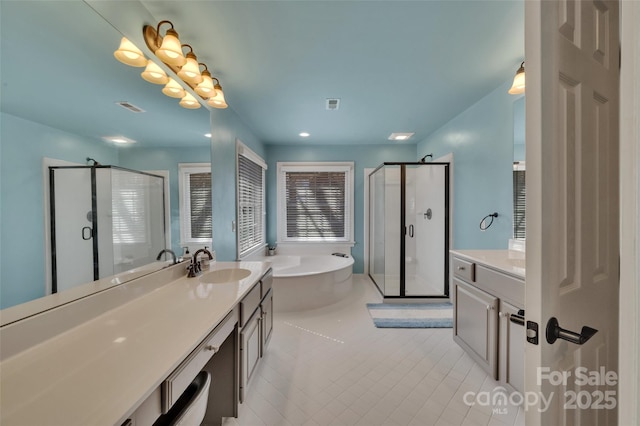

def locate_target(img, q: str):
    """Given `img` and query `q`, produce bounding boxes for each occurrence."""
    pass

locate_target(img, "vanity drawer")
[475,265,524,307]
[162,308,238,412]
[261,269,273,299]
[240,283,261,327]
[453,257,475,282]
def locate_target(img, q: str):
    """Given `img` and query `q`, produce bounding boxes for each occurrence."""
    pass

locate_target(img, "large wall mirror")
[0,2,211,312]
[512,96,525,240]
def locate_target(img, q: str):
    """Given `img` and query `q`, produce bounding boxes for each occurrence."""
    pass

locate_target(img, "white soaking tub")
[261,254,354,312]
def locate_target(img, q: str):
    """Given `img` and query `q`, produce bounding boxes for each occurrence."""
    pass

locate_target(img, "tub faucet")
[192,248,213,274]
[156,249,177,264]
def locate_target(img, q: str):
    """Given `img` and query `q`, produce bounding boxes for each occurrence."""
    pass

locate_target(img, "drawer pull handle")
[205,345,219,353]
[457,266,465,271]
[486,305,494,311]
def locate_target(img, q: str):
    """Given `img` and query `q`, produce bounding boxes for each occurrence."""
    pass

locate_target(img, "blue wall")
[210,108,266,261]
[265,144,417,273]
[0,113,119,308]
[417,81,518,249]
[118,146,211,257]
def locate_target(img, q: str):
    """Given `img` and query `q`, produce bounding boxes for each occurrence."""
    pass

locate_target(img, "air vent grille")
[116,101,145,113]
[325,98,340,110]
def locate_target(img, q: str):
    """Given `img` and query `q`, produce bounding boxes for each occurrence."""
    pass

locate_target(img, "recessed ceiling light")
[204,133,212,138]
[388,132,415,141]
[102,136,136,145]
[299,132,310,137]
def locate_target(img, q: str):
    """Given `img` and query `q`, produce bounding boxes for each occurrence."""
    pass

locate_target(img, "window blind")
[513,170,526,239]
[112,171,148,244]
[285,171,346,240]
[188,172,212,239]
[237,155,265,256]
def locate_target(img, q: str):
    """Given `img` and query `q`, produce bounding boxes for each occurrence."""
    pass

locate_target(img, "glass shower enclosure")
[369,162,450,298]
[49,165,166,293]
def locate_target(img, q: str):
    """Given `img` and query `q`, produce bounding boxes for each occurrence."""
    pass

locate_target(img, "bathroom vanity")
[450,250,525,393]
[0,261,273,426]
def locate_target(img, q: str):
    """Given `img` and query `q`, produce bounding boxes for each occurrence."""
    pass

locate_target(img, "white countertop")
[450,249,526,279]
[0,261,271,426]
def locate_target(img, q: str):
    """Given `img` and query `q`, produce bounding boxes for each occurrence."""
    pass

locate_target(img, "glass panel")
[384,166,401,296]
[369,166,386,294]
[404,164,446,296]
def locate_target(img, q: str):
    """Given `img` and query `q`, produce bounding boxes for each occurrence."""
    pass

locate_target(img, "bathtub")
[261,254,354,312]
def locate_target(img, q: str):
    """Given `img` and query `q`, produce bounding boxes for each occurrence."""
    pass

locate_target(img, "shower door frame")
[368,162,450,299]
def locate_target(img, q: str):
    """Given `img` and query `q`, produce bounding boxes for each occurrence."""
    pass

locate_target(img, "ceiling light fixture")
[299,132,310,137]
[114,20,230,110]
[103,136,136,145]
[204,133,212,138]
[508,61,525,94]
[388,132,415,141]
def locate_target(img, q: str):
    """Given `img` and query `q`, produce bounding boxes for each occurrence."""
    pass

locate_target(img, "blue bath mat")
[366,302,453,328]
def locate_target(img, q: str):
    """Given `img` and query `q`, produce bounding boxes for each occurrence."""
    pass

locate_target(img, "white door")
[525,0,619,425]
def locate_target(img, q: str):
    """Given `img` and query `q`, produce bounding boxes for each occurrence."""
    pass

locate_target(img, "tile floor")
[223,275,524,426]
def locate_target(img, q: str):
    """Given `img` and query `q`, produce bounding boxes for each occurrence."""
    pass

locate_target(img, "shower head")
[86,157,101,166]
[420,154,433,163]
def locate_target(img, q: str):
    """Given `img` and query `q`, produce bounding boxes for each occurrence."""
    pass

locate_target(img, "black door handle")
[545,317,598,345]
[409,224,414,238]
[82,226,93,240]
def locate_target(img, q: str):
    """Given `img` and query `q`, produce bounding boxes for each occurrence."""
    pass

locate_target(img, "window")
[112,170,149,245]
[277,162,354,243]
[513,162,526,240]
[236,142,266,258]
[179,163,212,246]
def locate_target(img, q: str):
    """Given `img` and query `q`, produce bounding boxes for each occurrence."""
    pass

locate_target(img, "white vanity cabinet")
[239,269,273,402]
[451,250,525,392]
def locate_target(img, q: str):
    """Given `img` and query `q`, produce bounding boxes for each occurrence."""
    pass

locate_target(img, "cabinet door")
[239,309,261,403]
[453,278,499,379]
[499,301,525,393]
[261,289,273,352]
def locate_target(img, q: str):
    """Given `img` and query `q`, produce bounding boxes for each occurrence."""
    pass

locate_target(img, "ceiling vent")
[325,98,340,110]
[116,101,145,113]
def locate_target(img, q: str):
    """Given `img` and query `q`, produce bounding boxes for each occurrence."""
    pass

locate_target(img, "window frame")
[178,162,212,247]
[277,161,354,244]
[236,141,267,259]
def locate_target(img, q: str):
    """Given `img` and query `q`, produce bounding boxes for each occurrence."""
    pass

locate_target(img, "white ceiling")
[0,1,524,148]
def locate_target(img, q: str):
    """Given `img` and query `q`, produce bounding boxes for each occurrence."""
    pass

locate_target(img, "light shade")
[179,92,202,109]
[508,62,525,94]
[207,80,228,109]
[162,78,186,98]
[195,70,216,98]
[155,28,186,66]
[177,51,203,84]
[141,60,169,84]
[114,37,146,67]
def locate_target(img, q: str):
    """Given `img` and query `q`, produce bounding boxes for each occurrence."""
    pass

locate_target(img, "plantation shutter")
[285,171,346,240]
[237,154,265,256]
[189,172,212,239]
[513,169,526,239]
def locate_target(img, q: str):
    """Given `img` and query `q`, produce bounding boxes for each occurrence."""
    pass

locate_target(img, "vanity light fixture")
[179,92,202,109]
[150,21,187,66]
[388,132,415,141]
[162,78,186,98]
[508,61,525,94]
[114,21,230,110]
[207,78,228,109]
[177,45,203,84]
[114,37,147,67]
[195,65,216,98]
[140,59,169,84]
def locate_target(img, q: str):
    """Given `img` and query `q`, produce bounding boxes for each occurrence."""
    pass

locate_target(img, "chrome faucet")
[191,248,213,275]
[156,249,177,264]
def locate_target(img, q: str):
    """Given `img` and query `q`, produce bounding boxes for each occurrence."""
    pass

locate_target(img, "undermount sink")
[199,268,251,284]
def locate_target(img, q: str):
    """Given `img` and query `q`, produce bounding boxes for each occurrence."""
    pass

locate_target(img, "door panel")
[525,0,619,424]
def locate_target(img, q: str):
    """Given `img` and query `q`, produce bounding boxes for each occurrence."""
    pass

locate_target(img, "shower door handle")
[82,226,93,240]
[408,224,414,238]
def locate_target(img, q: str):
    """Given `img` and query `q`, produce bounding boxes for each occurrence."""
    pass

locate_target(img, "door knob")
[545,317,598,345]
